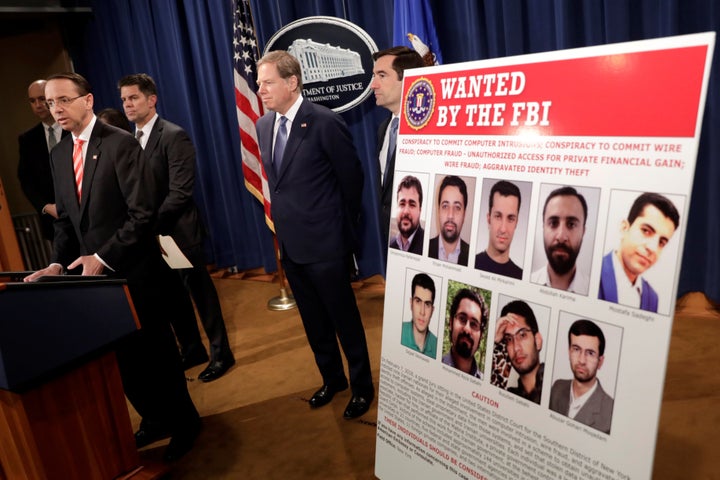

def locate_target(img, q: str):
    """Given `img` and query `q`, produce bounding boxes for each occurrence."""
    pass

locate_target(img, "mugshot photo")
[388,172,430,256]
[428,174,477,267]
[530,183,601,296]
[549,312,622,435]
[597,190,685,316]
[490,294,551,405]
[400,268,443,359]
[441,280,491,380]
[474,178,532,280]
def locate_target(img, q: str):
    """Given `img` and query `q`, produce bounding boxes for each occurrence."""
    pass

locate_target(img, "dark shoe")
[308,384,347,408]
[343,394,373,419]
[181,350,209,370]
[163,419,202,462]
[198,357,236,382]
[134,421,172,449]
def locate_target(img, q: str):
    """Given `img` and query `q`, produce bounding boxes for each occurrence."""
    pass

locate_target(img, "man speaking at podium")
[24,72,201,462]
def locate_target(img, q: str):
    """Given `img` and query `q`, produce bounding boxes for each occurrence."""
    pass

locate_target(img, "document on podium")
[158,235,192,269]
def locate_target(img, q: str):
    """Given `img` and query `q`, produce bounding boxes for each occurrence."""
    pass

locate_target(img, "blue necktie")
[383,117,399,185]
[273,116,288,175]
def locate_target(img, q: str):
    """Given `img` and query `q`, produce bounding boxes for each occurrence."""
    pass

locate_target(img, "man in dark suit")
[118,73,235,382]
[370,47,424,248]
[428,175,470,266]
[549,319,614,434]
[256,51,374,419]
[17,79,68,241]
[24,72,200,462]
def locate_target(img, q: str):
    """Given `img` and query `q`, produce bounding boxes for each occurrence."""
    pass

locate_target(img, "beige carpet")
[130,275,719,480]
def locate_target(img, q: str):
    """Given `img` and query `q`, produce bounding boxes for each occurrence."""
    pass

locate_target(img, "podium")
[0,274,167,479]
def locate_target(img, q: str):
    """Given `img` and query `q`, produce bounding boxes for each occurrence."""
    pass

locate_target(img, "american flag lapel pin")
[301,123,307,128]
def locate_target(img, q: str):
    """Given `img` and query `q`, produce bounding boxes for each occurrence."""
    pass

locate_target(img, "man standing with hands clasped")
[119,73,235,382]
[256,51,374,419]
[18,79,68,241]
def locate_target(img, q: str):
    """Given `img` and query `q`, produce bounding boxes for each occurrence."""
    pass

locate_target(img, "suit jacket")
[18,123,68,239]
[389,226,424,255]
[50,120,156,274]
[598,252,658,312]
[549,379,614,434]
[257,98,363,264]
[376,116,396,242]
[142,117,205,261]
[428,236,469,266]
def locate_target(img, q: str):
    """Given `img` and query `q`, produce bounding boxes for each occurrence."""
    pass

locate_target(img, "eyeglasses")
[46,94,86,110]
[503,327,533,345]
[454,312,481,332]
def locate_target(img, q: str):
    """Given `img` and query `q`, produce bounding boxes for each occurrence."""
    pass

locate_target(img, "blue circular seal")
[404,77,435,131]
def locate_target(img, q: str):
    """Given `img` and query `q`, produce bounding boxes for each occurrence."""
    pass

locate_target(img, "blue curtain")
[70,0,276,272]
[68,0,720,299]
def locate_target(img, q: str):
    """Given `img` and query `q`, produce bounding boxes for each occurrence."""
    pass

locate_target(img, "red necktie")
[73,138,85,202]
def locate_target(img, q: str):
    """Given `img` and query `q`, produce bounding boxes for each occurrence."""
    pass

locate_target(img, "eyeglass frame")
[453,312,482,332]
[502,327,535,346]
[45,94,87,110]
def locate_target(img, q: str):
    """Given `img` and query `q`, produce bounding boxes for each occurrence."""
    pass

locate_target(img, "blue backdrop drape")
[68,0,720,300]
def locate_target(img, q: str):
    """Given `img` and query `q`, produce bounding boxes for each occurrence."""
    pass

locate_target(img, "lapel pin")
[93,155,98,160]
[301,123,307,128]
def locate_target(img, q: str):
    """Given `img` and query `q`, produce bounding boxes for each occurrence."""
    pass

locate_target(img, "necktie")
[383,117,399,185]
[135,129,144,148]
[273,116,288,175]
[73,138,85,202]
[47,126,57,151]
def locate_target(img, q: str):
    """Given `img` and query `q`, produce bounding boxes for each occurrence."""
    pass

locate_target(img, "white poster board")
[375,33,714,480]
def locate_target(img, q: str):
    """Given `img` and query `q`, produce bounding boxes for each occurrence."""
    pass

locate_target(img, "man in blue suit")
[598,192,679,313]
[256,51,374,419]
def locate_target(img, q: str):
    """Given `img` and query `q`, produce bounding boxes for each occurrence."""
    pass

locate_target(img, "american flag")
[233,0,272,231]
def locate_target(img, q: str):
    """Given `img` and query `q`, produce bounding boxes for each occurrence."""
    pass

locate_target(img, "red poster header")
[400,45,707,137]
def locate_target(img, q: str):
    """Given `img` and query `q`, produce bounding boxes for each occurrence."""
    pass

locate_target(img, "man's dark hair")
[489,180,521,213]
[97,108,132,133]
[627,192,680,229]
[118,73,158,97]
[397,175,423,208]
[411,273,435,304]
[543,186,588,226]
[257,50,303,91]
[46,72,92,95]
[372,46,424,80]
[568,319,606,356]
[437,175,468,208]
[449,288,487,334]
[500,300,538,334]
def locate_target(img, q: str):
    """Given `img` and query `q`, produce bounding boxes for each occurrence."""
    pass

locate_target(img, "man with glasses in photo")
[442,288,487,379]
[491,299,545,404]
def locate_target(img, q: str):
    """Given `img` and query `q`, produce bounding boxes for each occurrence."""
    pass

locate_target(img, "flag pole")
[267,235,296,311]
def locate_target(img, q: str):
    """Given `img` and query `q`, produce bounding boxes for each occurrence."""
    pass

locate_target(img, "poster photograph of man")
[441,280,490,380]
[598,190,684,315]
[490,295,551,404]
[549,313,622,434]
[388,173,429,256]
[530,184,601,296]
[474,178,532,280]
[428,175,476,267]
[400,269,442,359]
